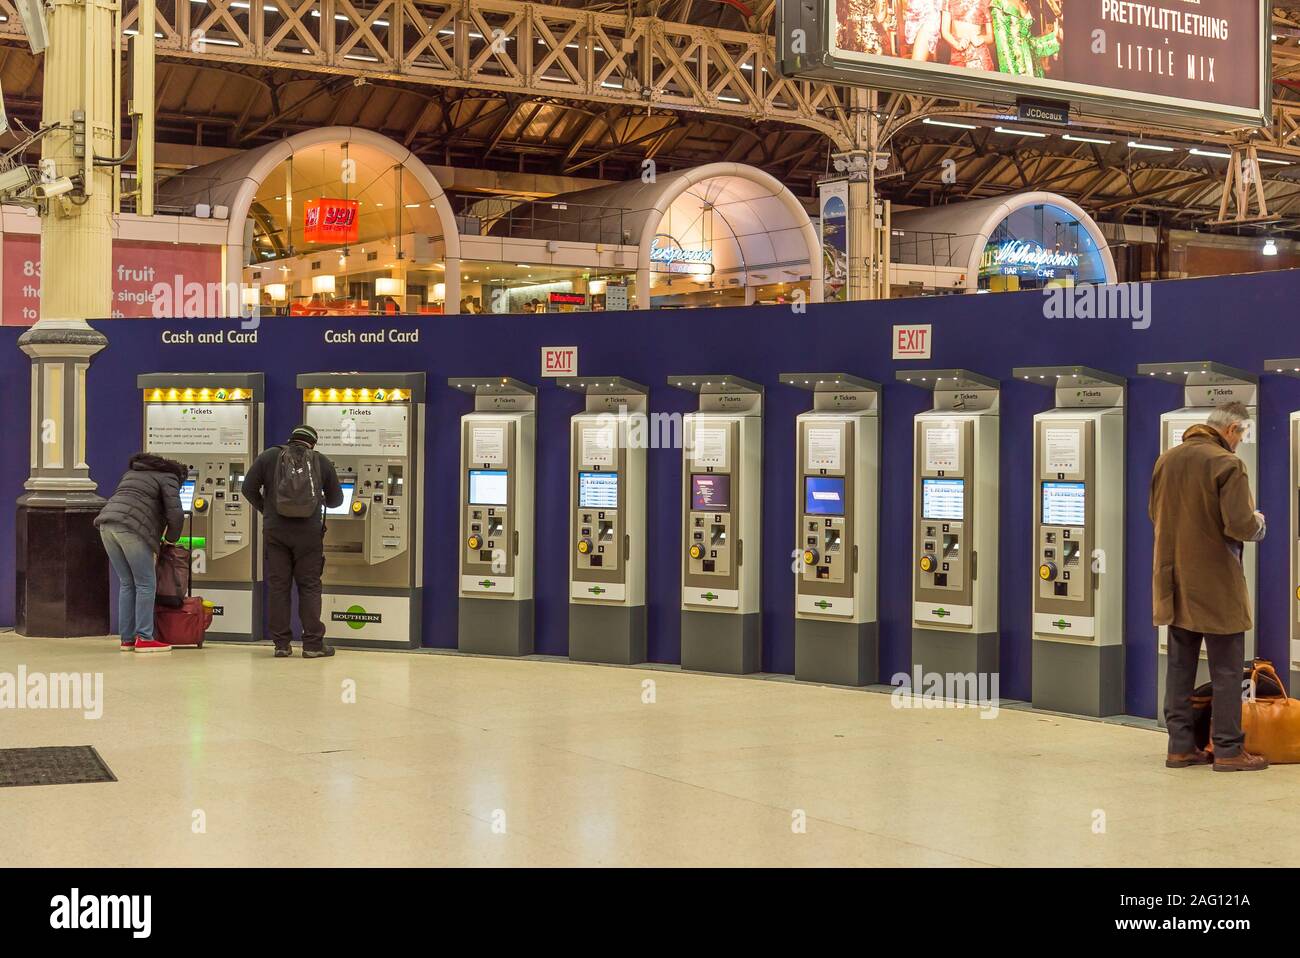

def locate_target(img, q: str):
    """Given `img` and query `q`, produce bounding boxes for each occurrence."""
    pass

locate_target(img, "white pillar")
[443,257,461,315]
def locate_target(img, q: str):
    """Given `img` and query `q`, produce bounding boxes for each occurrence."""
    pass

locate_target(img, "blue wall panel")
[1,267,1298,719]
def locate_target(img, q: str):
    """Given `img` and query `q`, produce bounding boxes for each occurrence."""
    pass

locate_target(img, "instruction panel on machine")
[307,406,409,457]
[924,424,961,472]
[145,404,249,454]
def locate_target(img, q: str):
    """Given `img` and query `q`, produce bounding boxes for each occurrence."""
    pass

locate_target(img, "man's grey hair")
[1206,402,1251,430]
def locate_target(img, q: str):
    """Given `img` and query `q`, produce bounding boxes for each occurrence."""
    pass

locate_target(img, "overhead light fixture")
[1263,238,1279,257]
[241,286,261,307]
[375,276,405,297]
[312,274,336,294]
[1061,134,1113,145]
[1129,141,1176,152]
[430,282,446,303]
[1258,156,1292,166]
[923,118,978,130]
[265,283,287,302]
[1189,148,1232,159]
[994,126,1048,138]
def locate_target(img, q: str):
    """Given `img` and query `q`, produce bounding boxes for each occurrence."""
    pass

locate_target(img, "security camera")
[33,176,74,199]
[0,165,34,196]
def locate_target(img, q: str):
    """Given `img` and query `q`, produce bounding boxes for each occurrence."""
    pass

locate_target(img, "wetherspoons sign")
[649,235,714,274]
[981,240,1081,277]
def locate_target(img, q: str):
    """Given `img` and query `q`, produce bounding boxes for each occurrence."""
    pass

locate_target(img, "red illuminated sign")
[548,292,587,306]
[304,198,359,244]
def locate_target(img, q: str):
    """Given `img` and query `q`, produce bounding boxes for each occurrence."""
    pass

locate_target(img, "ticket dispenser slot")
[669,375,763,675]
[452,377,537,657]
[898,369,1000,687]
[1265,359,1300,694]
[1139,361,1258,727]
[782,373,880,687]
[1017,366,1126,718]
[558,376,649,665]
[299,372,426,650]
[139,373,265,642]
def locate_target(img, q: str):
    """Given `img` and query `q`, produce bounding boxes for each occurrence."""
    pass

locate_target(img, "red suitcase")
[153,511,214,648]
[155,596,213,648]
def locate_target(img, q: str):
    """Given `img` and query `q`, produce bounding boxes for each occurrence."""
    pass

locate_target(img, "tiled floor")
[0,634,1292,867]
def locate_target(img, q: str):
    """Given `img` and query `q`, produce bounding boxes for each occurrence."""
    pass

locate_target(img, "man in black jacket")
[243,425,344,658]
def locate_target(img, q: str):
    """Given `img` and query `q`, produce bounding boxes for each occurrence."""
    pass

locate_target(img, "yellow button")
[1040,564,1052,580]
[352,501,364,513]
[193,497,207,510]
[467,535,481,550]
[578,540,590,554]
[803,550,816,565]
[689,544,703,560]
[919,555,934,573]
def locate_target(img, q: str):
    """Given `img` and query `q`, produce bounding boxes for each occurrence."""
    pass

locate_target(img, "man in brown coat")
[1149,402,1268,772]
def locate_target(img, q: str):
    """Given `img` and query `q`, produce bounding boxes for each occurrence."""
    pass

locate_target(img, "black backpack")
[274,443,321,518]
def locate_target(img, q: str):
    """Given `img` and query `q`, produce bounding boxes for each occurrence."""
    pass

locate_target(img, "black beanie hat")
[289,424,318,446]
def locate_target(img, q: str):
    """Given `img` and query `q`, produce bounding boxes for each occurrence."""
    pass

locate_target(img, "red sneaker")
[120,637,136,651]
[133,638,172,654]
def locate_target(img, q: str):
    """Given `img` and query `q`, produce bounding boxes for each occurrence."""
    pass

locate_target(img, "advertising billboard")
[778,0,1270,131]
[303,198,360,245]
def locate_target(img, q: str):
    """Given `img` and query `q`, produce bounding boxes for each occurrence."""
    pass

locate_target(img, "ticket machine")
[780,373,880,686]
[139,373,264,641]
[668,375,763,674]
[1137,362,1258,721]
[556,376,648,665]
[299,372,425,649]
[1014,366,1125,717]
[451,377,537,656]
[898,370,1000,679]
[1265,358,1300,692]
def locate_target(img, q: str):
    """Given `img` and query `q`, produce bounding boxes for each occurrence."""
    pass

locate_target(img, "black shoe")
[302,647,336,659]
[274,648,293,658]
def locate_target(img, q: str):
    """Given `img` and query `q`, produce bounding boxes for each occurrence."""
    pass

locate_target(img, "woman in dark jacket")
[94,453,187,652]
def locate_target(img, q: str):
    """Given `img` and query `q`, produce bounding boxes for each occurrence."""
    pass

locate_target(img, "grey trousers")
[1165,626,1245,758]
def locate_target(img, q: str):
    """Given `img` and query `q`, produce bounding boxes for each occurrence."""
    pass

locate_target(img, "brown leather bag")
[1240,662,1300,764]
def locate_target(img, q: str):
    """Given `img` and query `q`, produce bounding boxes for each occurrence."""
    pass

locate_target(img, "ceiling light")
[1129,141,1176,152]
[923,118,977,130]
[1189,148,1232,159]
[1061,134,1113,145]
[1263,238,1279,257]
[994,126,1048,138]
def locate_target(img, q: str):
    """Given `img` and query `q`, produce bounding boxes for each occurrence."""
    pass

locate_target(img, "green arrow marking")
[478,579,496,589]
[1053,618,1071,630]
[814,600,832,610]
[934,607,950,618]
[701,592,719,602]
[588,586,606,595]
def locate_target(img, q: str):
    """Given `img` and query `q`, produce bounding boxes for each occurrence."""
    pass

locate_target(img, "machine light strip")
[303,387,407,403]
[145,387,249,402]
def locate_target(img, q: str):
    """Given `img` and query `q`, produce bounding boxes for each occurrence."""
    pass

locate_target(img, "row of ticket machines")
[135,360,1295,719]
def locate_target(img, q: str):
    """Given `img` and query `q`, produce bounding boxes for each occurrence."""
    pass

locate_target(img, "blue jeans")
[100,525,157,642]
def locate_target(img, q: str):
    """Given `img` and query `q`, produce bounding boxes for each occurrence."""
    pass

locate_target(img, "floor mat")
[0,746,116,787]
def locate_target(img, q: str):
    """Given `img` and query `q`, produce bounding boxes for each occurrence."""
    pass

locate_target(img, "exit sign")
[893,324,932,360]
[541,346,578,377]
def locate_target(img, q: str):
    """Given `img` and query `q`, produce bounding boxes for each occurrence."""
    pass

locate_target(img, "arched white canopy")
[892,191,1117,290]
[157,126,463,314]
[522,161,823,307]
